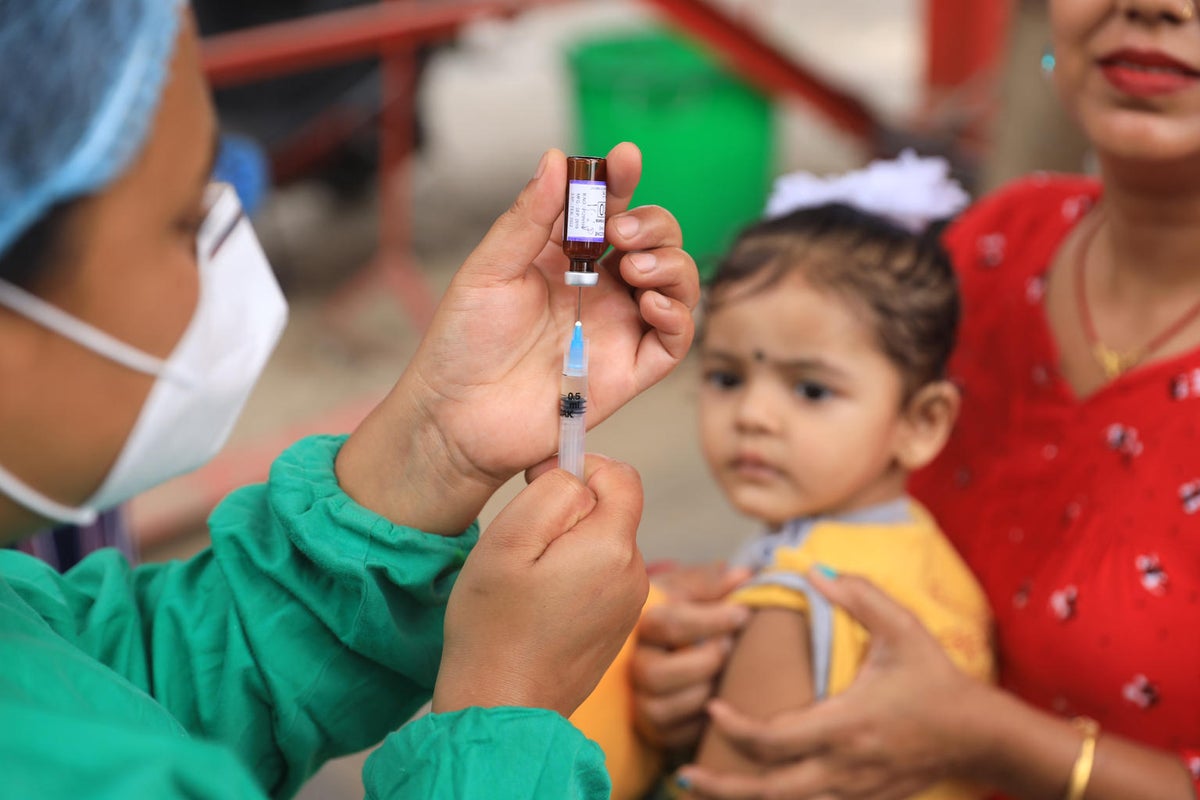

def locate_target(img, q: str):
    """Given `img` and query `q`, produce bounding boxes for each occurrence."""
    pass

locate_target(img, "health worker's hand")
[337,143,698,534]
[676,570,987,800]
[433,455,647,717]
[631,564,753,753]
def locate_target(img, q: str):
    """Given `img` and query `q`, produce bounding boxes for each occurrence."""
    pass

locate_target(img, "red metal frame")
[202,0,566,336]
[922,0,1011,154]
[926,0,1010,94]
[640,0,877,141]
[204,0,556,88]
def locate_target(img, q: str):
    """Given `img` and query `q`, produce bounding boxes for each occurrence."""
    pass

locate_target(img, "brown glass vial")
[562,156,607,286]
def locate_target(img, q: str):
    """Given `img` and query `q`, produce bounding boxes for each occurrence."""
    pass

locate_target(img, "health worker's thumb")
[458,148,567,286]
[479,466,596,562]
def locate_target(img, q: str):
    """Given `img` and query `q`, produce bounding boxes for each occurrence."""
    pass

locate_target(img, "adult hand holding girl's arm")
[677,571,1196,800]
[336,143,699,535]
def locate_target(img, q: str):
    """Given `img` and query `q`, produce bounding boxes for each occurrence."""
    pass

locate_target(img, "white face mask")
[0,183,288,525]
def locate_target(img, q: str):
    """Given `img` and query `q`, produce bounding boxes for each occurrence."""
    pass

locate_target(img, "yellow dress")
[570,498,994,800]
[727,499,994,800]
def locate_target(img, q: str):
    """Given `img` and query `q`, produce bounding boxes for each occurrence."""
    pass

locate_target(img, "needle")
[576,286,582,323]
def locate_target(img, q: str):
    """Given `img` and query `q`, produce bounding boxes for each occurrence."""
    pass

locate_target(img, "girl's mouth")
[731,453,782,481]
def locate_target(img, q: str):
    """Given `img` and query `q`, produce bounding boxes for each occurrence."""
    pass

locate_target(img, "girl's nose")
[733,379,781,434]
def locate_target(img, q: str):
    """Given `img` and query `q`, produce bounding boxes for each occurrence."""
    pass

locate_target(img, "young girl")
[682,153,994,798]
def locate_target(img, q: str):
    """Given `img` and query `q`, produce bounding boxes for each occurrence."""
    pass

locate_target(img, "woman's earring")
[1040,44,1056,77]
[1183,2,1195,21]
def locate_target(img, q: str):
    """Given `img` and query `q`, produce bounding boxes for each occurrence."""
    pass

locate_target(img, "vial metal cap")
[565,271,600,286]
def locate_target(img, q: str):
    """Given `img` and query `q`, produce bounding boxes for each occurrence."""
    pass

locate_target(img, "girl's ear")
[894,380,960,471]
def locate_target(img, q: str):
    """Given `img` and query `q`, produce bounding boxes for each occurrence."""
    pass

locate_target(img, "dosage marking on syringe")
[560,392,586,418]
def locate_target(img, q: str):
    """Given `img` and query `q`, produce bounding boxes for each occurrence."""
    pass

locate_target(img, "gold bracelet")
[1065,716,1100,800]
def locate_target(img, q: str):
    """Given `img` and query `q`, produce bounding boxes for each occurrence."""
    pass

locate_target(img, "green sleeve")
[2,434,478,797]
[1,702,269,800]
[364,707,612,799]
[0,698,610,799]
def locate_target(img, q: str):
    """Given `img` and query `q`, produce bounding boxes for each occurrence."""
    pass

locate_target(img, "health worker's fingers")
[635,288,695,373]
[603,141,642,219]
[524,454,559,484]
[570,455,644,551]
[480,466,596,562]
[606,204,684,255]
[616,244,700,312]
[456,149,568,286]
[639,600,751,651]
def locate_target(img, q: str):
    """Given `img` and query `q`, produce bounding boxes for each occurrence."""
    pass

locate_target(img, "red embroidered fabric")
[910,174,1200,789]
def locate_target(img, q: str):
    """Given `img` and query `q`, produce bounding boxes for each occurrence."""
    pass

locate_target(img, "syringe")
[558,320,588,479]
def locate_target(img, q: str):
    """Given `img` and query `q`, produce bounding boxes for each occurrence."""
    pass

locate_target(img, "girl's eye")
[704,370,742,390]
[795,381,831,401]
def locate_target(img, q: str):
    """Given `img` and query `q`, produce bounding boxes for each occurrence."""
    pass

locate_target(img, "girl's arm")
[688,606,815,785]
[677,572,1197,800]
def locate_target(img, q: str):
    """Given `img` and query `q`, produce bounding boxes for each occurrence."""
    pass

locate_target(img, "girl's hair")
[707,203,959,399]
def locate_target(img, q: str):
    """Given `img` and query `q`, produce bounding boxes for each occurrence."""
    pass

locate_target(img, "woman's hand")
[631,564,753,752]
[432,455,647,718]
[337,143,699,534]
[677,570,988,800]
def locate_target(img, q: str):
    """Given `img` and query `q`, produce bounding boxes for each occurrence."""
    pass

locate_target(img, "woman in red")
[640,1,1200,797]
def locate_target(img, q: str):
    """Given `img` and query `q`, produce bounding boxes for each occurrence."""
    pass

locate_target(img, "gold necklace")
[1075,216,1200,380]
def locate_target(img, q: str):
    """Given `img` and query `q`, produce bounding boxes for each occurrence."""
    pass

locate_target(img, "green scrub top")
[0,435,610,798]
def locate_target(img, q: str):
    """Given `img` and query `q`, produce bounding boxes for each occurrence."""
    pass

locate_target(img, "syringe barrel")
[558,372,587,479]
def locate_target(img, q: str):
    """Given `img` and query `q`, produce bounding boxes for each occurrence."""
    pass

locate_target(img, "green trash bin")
[567,29,775,279]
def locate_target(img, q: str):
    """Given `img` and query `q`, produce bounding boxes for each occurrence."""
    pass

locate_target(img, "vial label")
[566,180,606,243]
[560,391,586,419]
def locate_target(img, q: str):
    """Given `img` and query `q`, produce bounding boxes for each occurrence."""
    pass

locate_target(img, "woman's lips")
[1099,49,1200,97]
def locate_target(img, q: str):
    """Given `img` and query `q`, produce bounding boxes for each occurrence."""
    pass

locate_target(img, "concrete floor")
[131,1,922,795]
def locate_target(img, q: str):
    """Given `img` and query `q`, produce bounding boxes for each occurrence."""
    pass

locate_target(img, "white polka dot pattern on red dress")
[977,233,1006,268]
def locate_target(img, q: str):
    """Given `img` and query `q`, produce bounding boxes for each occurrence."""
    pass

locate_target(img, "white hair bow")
[764,149,970,233]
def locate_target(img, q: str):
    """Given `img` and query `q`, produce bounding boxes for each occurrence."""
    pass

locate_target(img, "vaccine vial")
[563,156,607,286]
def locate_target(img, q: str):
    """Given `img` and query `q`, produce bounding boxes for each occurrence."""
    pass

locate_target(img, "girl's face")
[1051,0,1200,162]
[698,272,909,527]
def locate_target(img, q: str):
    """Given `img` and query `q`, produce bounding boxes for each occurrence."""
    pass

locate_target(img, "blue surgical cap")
[0,1,184,259]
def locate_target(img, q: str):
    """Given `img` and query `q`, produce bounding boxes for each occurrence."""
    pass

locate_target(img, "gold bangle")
[1065,716,1100,800]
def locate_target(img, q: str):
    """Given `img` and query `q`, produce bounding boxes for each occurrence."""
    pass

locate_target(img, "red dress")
[910,175,1200,789]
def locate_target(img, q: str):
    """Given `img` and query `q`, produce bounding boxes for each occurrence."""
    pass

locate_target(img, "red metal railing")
[205,0,560,88]
[640,0,877,140]
[202,0,568,336]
